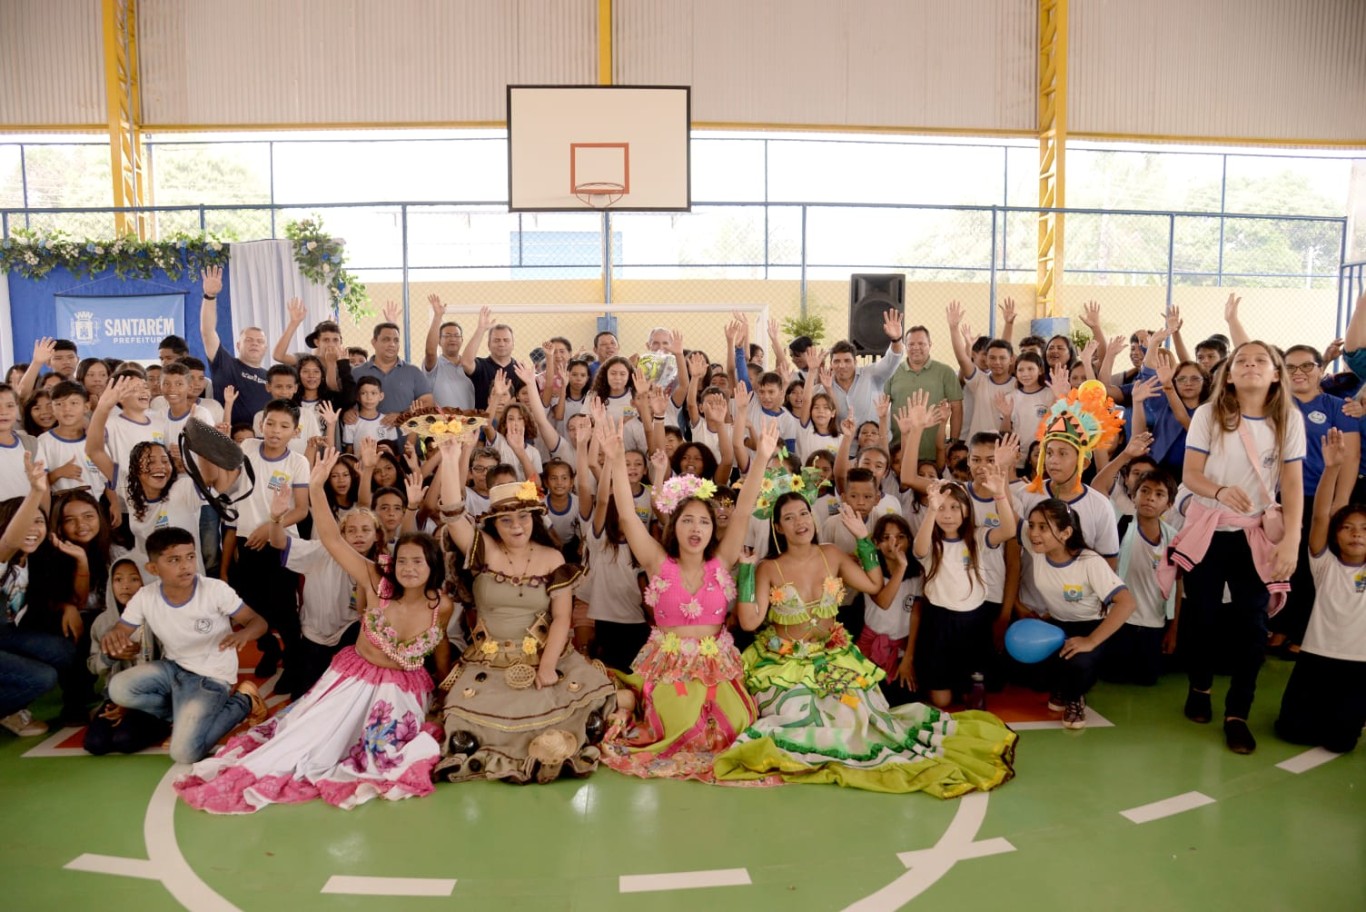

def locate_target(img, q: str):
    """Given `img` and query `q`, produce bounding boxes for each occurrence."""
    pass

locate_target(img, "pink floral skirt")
[175,647,441,814]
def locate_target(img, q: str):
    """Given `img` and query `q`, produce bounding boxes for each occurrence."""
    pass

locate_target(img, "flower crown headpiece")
[752,466,828,520]
[655,474,717,515]
[1026,379,1125,493]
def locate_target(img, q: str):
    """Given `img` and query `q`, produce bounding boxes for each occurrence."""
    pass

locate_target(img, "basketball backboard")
[507,85,691,212]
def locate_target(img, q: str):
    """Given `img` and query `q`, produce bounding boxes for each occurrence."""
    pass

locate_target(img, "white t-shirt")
[820,496,902,556]
[545,494,582,547]
[494,435,542,482]
[1184,405,1307,530]
[582,524,644,624]
[342,414,398,449]
[603,392,647,454]
[161,403,215,447]
[963,370,1017,438]
[795,421,839,464]
[282,537,358,647]
[1009,387,1054,453]
[690,419,724,462]
[121,577,244,684]
[235,439,310,535]
[1120,523,1170,628]
[37,430,107,493]
[0,436,30,500]
[921,527,995,612]
[254,405,322,456]
[1302,550,1366,661]
[1027,550,1126,623]
[104,412,168,491]
[863,576,919,639]
[152,396,223,426]
[1014,481,1120,613]
[967,483,1007,602]
[123,476,205,573]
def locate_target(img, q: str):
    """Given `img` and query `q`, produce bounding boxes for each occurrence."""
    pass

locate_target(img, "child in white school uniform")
[1276,428,1366,754]
[1023,499,1137,731]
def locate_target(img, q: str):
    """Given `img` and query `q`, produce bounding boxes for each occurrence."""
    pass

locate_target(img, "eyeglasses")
[1284,362,1319,375]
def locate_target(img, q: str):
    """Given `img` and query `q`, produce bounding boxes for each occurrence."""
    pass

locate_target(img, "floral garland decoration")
[283,216,369,322]
[0,228,228,282]
[655,474,717,515]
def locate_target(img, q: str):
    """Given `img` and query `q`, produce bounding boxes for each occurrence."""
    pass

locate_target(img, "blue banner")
[54,293,185,360]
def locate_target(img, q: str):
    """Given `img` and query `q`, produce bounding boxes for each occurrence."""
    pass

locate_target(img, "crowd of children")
[2,279,1363,815]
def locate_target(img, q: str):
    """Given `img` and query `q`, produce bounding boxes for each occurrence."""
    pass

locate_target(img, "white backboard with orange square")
[507,85,691,212]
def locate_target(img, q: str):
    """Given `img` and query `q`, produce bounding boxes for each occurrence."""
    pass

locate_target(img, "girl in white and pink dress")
[175,450,454,813]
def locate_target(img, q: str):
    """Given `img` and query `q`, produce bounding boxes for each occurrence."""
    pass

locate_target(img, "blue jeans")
[107,660,249,763]
[0,621,78,718]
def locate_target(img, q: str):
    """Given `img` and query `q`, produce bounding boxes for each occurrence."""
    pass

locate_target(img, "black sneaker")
[1224,718,1257,754]
[1184,689,1213,724]
[181,418,244,471]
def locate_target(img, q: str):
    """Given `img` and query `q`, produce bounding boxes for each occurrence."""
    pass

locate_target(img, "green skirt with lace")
[712,624,1017,797]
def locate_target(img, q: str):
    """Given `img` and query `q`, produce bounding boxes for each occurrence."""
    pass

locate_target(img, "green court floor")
[2,660,1363,912]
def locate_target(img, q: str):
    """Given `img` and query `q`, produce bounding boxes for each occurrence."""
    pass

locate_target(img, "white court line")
[65,853,162,881]
[1120,791,1215,824]
[896,836,1015,868]
[321,875,457,897]
[1276,747,1344,774]
[1009,706,1114,731]
[21,727,91,758]
[619,868,751,893]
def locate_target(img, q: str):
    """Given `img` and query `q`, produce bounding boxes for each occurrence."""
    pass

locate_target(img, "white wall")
[0,0,104,127]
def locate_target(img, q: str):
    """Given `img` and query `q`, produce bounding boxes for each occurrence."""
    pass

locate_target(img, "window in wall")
[766,139,1007,206]
[0,145,23,209]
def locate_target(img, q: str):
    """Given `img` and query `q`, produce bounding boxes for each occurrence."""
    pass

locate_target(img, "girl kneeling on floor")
[1024,499,1136,730]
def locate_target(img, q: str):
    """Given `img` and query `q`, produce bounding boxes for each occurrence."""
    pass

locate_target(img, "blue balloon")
[1005,618,1065,664]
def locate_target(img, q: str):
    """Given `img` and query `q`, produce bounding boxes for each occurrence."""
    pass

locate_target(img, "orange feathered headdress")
[1025,380,1125,493]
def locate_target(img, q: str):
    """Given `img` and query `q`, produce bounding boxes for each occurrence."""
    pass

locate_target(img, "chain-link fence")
[0,198,1348,364]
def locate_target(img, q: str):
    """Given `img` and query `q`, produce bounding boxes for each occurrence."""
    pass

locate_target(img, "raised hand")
[753,419,780,466]
[874,393,891,423]
[309,447,340,487]
[1123,431,1154,459]
[924,480,947,512]
[49,533,85,560]
[817,360,834,390]
[1163,304,1182,335]
[701,394,727,424]
[999,297,1017,324]
[975,462,1007,500]
[286,298,307,325]
[648,447,670,477]
[1080,338,1099,368]
[840,415,856,439]
[1049,365,1071,399]
[358,436,379,470]
[838,502,870,539]
[1224,293,1241,323]
[995,433,1021,469]
[317,401,339,430]
[648,383,667,417]
[687,351,708,377]
[506,420,526,452]
[382,300,402,325]
[1322,427,1346,468]
[428,293,444,318]
[1130,376,1162,403]
[31,337,55,365]
[404,472,425,507]
[1324,338,1345,364]
[732,382,752,415]
[883,308,903,341]
[512,360,537,389]
[269,475,293,519]
[1081,300,1102,331]
[596,415,625,461]
[946,300,964,328]
[993,390,1014,419]
[201,265,223,297]
[901,388,933,428]
[222,384,238,415]
[669,329,685,356]
[97,375,132,411]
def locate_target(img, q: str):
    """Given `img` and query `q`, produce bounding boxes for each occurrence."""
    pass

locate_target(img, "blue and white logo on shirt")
[1062,584,1084,602]
[1307,410,1327,425]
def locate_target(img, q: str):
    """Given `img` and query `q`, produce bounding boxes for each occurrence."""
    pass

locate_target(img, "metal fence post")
[1165,213,1176,315]
[988,207,999,336]
[198,206,206,233]
[799,205,808,318]
[400,204,411,362]
[602,210,613,305]
[1336,221,1349,343]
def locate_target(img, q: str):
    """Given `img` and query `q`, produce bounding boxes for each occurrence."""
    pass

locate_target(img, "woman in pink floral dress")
[175,449,453,813]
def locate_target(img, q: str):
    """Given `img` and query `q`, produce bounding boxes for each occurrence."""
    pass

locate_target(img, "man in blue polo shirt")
[199,265,269,426]
[351,321,434,418]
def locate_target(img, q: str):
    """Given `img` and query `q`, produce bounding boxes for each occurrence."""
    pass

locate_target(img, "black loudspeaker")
[849,273,905,355]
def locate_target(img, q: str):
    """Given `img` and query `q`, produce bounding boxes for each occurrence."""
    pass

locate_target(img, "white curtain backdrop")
[226,239,332,363]
[0,274,12,370]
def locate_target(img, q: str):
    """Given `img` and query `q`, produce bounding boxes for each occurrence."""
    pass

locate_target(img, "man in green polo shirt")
[884,325,962,466]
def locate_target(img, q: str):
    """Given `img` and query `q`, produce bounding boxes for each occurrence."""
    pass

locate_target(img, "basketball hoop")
[574,181,626,209]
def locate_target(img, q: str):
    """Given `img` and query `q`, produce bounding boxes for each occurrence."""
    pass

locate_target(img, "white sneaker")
[0,709,49,737]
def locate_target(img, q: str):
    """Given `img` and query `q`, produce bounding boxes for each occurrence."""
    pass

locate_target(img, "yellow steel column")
[102,0,148,238]
[1036,0,1067,319]
[597,0,613,85]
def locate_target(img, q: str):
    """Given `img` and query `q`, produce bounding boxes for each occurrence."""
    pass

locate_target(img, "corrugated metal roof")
[0,0,105,127]
[1071,0,1366,141]
[139,0,595,127]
